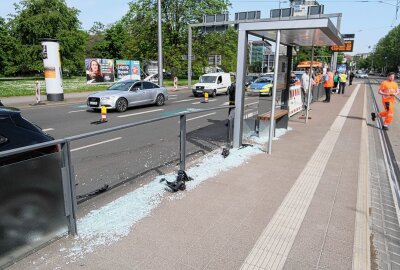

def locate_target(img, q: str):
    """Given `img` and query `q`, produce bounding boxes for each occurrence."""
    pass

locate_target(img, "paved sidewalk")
[7,84,370,269]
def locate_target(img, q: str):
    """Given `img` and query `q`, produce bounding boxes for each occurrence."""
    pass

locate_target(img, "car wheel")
[155,94,165,106]
[211,90,217,98]
[116,98,128,112]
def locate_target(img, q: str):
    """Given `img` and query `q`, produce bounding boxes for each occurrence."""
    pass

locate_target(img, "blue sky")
[0,0,397,55]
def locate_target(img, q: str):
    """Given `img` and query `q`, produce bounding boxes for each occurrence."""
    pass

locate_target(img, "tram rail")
[367,78,400,217]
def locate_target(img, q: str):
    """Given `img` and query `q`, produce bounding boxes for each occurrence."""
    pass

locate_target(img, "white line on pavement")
[169,98,177,100]
[71,137,122,152]
[68,109,88,113]
[173,98,197,103]
[117,109,164,118]
[169,95,178,97]
[187,112,216,122]
[246,101,259,106]
[42,128,54,132]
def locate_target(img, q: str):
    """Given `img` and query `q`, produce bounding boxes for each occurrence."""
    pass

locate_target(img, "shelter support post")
[282,45,293,109]
[332,14,342,71]
[233,29,248,148]
[306,31,316,124]
[268,30,281,154]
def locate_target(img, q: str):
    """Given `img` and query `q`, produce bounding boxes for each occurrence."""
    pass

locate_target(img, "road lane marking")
[169,95,178,97]
[187,112,216,122]
[245,112,257,118]
[72,104,88,108]
[241,84,361,270]
[71,137,122,152]
[42,128,54,132]
[117,109,164,118]
[246,101,259,107]
[173,98,197,103]
[169,97,177,100]
[68,109,88,113]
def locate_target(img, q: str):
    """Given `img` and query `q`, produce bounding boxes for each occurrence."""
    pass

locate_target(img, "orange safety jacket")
[323,72,334,88]
[379,80,399,102]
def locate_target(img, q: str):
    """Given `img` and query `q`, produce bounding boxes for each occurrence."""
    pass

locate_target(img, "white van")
[192,72,231,97]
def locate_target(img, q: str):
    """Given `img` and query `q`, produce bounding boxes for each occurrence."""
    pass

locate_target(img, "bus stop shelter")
[233,16,344,153]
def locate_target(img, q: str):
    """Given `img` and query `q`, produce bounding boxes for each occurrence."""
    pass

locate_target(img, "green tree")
[7,0,87,74]
[121,0,233,77]
[371,24,400,72]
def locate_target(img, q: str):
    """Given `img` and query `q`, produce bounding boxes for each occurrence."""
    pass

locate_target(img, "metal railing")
[0,104,235,233]
[0,104,238,267]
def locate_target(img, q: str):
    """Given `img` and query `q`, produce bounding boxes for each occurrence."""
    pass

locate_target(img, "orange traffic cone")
[201,92,209,103]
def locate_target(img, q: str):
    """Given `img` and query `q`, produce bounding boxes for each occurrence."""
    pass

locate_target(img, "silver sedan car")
[87,80,168,112]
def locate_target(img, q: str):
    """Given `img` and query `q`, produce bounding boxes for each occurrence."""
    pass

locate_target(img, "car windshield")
[246,76,256,82]
[107,82,135,91]
[199,76,217,83]
[254,77,272,83]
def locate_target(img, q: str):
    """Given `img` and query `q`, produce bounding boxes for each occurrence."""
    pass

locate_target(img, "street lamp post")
[157,0,163,86]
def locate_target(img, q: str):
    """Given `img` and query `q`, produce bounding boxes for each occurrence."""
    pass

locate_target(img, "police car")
[247,77,274,96]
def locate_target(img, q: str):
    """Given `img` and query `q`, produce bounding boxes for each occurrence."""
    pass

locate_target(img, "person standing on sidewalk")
[371,72,399,130]
[301,68,315,110]
[322,68,334,103]
[333,71,339,93]
[338,72,347,94]
[349,71,355,85]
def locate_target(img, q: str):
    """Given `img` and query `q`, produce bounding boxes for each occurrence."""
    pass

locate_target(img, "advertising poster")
[85,58,115,84]
[116,60,141,80]
[337,64,347,74]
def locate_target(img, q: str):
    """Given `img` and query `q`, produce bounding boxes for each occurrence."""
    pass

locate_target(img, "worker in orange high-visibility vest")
[371,72,399,130]
[322,67,334,103]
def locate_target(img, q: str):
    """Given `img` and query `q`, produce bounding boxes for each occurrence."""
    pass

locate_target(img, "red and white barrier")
[173,77,178,91]
[288,82,302,117]
[35,81,41,104]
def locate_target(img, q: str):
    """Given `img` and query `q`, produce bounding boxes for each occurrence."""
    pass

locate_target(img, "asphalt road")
[20,89,275,199]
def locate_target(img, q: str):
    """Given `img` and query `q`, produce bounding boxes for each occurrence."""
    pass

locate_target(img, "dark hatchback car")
[0,107,66,260]
[0,107,56,165]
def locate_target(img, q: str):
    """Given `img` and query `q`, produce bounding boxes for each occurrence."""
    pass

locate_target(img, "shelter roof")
[238,17,343,47]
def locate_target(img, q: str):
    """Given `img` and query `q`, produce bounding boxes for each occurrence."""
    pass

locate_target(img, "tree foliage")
[120,0,233,77]
[1,0,87,75]
[369,24,400,72]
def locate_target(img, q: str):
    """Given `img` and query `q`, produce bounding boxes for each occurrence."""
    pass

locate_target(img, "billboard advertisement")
[143,60,158,76]
[116,60,141,80]
[85,58,114,84]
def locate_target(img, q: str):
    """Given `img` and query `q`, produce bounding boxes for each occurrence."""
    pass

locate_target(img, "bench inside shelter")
[255,108,289,137]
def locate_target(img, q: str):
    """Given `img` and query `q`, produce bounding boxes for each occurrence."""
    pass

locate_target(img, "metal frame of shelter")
[232,15,343,153]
